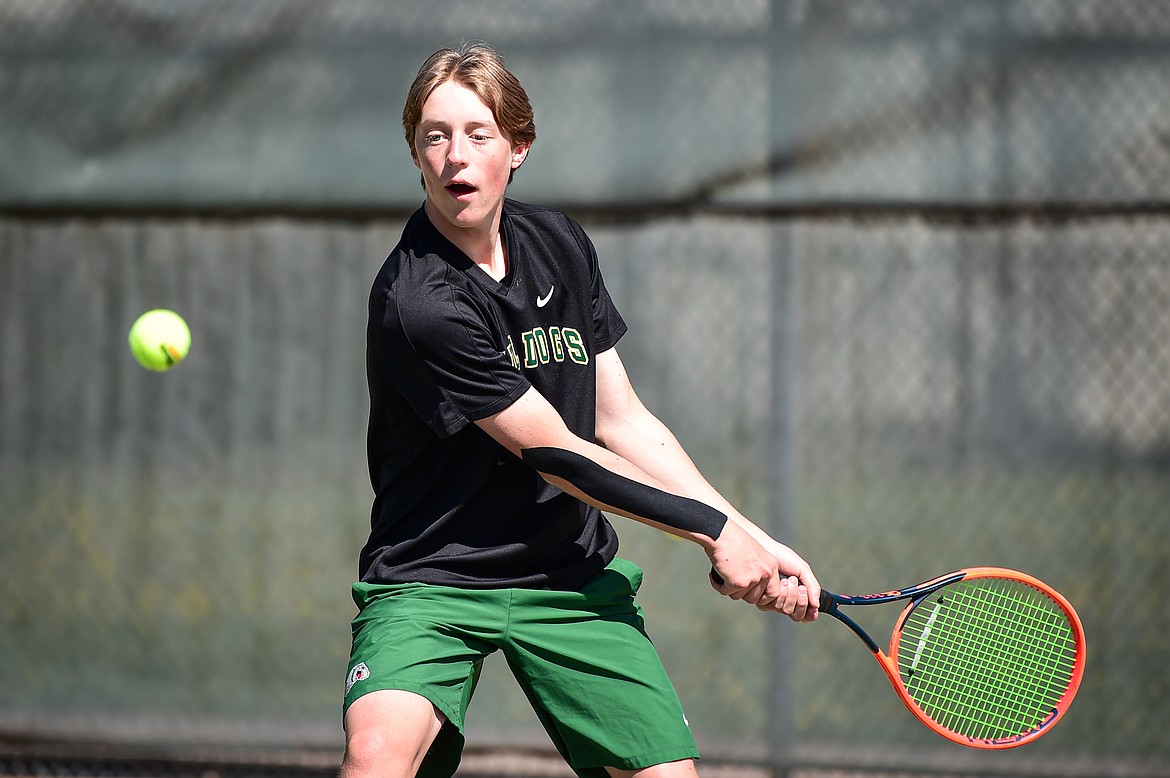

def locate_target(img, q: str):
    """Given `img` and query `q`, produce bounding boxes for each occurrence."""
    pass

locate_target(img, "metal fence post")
[768,221,799,777]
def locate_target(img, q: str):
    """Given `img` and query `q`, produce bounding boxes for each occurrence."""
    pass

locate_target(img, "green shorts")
[344,557,698,778]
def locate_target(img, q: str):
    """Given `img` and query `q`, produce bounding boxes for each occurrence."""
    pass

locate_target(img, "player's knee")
[341,725,418,776]
[341,724,390,772]
[608,759,699,777]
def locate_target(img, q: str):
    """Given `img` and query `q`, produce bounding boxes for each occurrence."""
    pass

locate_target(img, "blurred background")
[1,1,1168,776]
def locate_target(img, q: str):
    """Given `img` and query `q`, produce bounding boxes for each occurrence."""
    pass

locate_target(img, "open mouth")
[446,182,477,197]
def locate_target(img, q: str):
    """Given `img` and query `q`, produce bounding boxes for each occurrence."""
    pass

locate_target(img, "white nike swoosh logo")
[536,286,554,307]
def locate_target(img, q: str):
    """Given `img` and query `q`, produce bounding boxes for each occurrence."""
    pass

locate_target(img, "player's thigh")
[344,581,504,777]
[342,689,446,772]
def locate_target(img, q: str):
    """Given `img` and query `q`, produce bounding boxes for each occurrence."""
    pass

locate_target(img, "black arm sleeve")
[521,447,726,539]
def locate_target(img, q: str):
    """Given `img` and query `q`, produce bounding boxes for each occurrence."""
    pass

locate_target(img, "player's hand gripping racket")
[712,566,1086,748]
[817,567,1085,748]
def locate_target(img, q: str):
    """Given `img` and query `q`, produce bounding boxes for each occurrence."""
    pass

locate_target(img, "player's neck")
[480,238,508,281]
[459,231,506,280]
[426,204,508,280]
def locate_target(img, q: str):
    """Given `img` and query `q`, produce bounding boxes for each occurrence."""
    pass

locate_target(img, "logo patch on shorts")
[345,662,370,695]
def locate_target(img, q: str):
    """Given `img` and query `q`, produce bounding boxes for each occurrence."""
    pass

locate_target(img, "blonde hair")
[403,42,536,160]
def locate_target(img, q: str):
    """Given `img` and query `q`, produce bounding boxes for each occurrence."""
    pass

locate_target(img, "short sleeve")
[374,263,529,438]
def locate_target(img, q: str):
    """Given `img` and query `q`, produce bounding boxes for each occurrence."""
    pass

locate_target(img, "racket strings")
[895,578,1078,742]
[911,583,1075,738]
[903,582,1076,738]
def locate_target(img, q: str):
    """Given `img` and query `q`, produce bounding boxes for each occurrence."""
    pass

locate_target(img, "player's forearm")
[522,444,726,549]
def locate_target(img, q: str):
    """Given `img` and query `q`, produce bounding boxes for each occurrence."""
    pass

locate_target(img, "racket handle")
[709,567,832,612]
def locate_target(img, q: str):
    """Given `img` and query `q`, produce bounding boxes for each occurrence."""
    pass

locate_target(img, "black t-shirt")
[361,200,626,590]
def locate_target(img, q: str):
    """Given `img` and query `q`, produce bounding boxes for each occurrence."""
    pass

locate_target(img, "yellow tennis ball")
[128,309,191,371]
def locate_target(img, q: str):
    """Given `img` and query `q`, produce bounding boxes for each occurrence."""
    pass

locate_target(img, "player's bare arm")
[593,348,820,621]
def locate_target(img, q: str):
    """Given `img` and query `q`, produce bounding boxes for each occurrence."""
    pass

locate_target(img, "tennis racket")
[819,567,1086,748]
[714,566,1086,748]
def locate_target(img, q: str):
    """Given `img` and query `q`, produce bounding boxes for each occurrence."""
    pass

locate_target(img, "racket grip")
[709,567,831,612]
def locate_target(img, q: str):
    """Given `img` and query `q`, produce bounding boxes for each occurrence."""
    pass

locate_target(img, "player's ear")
[511,142,531,170]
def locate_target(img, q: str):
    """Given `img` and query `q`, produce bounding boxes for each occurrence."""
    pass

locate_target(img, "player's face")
[413,80,529,238]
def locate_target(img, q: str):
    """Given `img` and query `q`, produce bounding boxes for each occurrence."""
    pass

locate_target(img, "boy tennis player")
[342,42,820,778]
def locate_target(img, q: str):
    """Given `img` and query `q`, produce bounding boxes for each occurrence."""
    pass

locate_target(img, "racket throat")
[829,607,882,654]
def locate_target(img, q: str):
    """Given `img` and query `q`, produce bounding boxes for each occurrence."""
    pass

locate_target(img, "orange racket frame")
[820,566,1087,748]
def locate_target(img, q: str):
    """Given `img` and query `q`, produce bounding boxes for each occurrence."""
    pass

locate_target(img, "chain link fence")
[2,1,1169,776]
